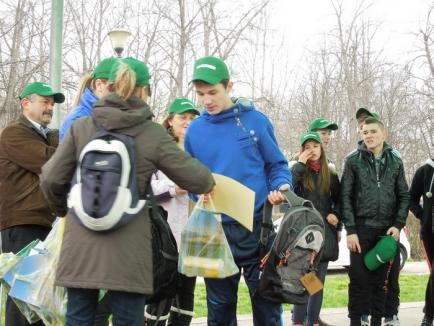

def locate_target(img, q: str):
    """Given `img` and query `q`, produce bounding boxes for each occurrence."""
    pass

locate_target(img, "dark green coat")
[40,93,214,295]
[341,142,409,235]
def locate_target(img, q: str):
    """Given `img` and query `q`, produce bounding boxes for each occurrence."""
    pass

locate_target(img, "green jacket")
[341,142,410,235]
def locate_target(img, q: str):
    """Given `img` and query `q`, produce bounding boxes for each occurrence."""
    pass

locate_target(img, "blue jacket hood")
[200,98,256,123]
[59,88,98,141]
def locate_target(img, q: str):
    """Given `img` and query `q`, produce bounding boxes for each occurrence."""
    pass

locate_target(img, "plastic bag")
[178,197,239,278]
[0,239,42,324]
[8,218,67,325]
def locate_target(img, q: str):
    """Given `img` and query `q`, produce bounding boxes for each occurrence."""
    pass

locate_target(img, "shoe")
[361,315,369,326]
[421,315,434,326]
[384,315,400,326]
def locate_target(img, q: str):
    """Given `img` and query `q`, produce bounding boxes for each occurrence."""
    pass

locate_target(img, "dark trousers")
[66,288,146,326]
[1,225,50,326]
[204,221,282,326]
[384,247,400,318]
[293,261,329,325]
[145,274,196,325]
[421,232,434,318]
[348,227,388,326]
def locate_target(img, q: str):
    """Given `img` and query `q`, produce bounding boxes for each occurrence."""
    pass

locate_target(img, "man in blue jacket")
[184,56,291,326]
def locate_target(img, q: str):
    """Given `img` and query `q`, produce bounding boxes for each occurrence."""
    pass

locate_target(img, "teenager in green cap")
[291,131,341,326]
[184,55,291,325]
[0,81,64,326]
[144,97,200,325]
[40,58,214,326]
[341,117,409,326]
[59,57,118,141]
[308,118,338,148]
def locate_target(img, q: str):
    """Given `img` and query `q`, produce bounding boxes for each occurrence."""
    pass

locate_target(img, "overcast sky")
[270,0,433,65]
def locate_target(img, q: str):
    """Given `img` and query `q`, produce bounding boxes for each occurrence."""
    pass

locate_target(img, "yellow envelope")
[207,173,255,231]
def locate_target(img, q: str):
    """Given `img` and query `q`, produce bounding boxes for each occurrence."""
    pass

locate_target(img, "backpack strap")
[281,190,314,209]
[259,190,314,246]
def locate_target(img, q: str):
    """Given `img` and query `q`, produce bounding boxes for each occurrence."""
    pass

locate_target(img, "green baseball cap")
[364,235,397,271]
[192,56,230,84]
[356,107,380,120]
[168,97,200,115]
[19,82,65,103]
[109,57,151,86]
[300,131,322,145]
[308,118,338,131]
[91,57,119,79]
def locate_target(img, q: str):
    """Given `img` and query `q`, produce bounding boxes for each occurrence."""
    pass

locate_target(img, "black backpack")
[257,190,325,304]
[145,185,179,304]
[68,126,146,231]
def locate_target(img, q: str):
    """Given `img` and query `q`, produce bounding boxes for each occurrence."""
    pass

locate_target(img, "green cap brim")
[172,108,200,115]
[312,122,338,131]
[191,73,223,85]
[20,90,65,103]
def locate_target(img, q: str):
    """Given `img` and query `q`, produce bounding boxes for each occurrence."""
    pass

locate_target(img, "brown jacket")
[40,94,214,295]
[0,114,58,230]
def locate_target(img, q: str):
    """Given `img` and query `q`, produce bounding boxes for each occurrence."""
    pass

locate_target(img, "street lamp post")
[49,0,64,129]
[108,29,131,58]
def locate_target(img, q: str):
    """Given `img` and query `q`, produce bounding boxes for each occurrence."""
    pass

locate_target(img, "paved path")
[191,301,425,325]
[192,262,429,325]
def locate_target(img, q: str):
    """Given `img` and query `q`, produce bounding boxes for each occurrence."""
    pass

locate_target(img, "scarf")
[308,160,321,173]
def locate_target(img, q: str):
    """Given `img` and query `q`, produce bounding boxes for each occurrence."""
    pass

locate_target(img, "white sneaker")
[384,315,400,326]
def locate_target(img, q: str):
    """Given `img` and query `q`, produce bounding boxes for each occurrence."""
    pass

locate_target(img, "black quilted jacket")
[341,142,410,235]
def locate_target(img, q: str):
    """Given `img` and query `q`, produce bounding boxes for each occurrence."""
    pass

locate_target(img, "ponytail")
[72,74,93,107]
[108,62,136,101]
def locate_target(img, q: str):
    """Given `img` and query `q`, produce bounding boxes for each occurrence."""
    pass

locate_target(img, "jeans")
[1,225,50,326]
[293,261,329,325]
[66,288,146,326]
[205,221,282,326]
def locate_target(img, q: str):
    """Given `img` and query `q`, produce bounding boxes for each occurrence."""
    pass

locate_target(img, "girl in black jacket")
[291,131,341,326]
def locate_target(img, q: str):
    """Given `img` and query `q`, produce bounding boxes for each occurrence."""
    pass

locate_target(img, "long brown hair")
[301,143,331,194]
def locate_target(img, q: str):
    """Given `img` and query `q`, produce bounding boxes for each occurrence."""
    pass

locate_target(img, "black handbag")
[321,222,339,262]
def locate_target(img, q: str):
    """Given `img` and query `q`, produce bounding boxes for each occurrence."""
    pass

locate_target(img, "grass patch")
[193,273,429,318]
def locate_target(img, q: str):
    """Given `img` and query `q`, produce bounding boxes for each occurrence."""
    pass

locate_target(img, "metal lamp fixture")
[108,29,131,57]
